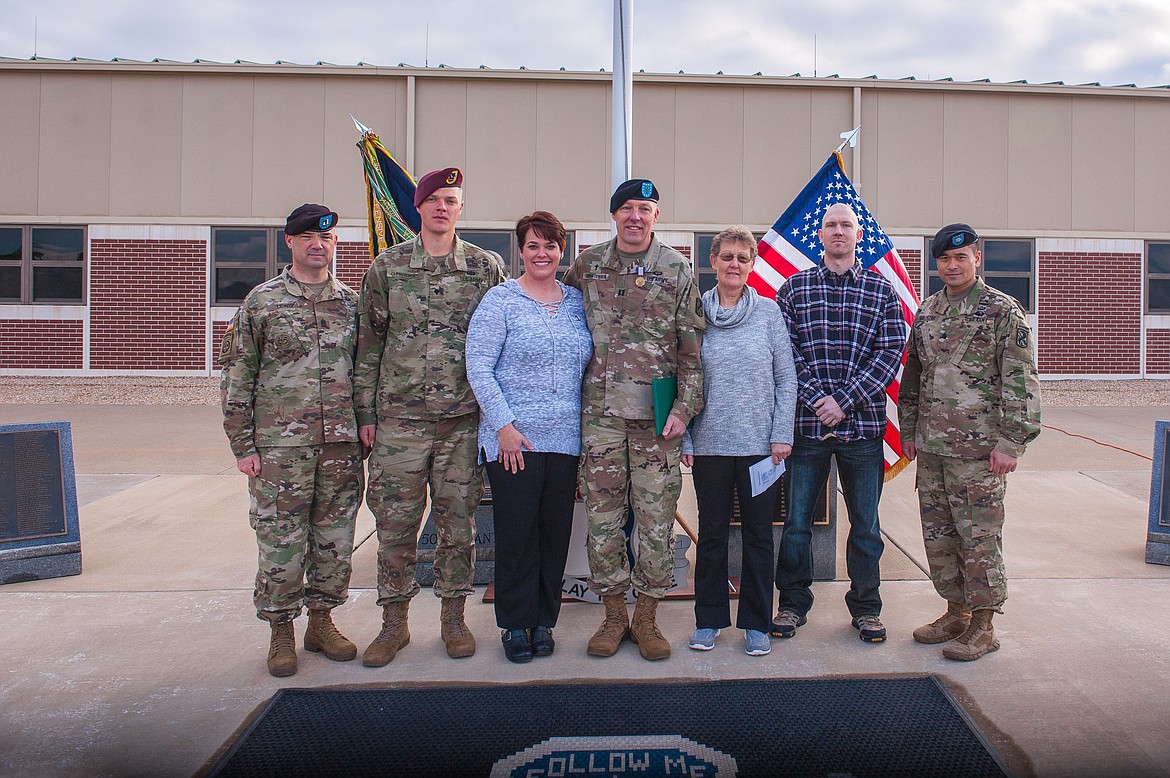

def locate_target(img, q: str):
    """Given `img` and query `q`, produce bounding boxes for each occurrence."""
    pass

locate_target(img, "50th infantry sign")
[0,421,82,584]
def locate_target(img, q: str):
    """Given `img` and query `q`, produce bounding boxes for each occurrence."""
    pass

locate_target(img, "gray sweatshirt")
[682,285,797,457]
[465,279,592,461]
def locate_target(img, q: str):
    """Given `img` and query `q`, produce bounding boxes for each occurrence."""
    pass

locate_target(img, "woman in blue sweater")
[682,225,797,656]
[466,211,592,663]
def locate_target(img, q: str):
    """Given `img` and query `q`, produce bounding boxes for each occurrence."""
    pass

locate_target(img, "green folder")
[652,376,678,436]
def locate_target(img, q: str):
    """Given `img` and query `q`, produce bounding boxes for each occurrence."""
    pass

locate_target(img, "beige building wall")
[2,61,1170,240]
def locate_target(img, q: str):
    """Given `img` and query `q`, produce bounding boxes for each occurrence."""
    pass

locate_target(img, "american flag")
[748,152,919,477]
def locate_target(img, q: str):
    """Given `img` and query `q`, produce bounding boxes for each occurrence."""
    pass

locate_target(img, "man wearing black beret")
[900,222,1041,661]
[563,178,706,660]
[220,203,364,676]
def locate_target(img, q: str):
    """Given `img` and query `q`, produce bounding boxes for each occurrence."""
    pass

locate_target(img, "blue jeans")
[775,435,885,619]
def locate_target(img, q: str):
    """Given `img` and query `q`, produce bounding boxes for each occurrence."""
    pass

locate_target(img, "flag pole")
[612,0,633,201]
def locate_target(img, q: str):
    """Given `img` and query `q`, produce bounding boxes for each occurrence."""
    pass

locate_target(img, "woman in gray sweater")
[681,225,797,656]
[466,211,592,663]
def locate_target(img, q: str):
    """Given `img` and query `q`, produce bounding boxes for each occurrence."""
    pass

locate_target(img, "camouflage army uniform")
[354,235,506,603]
[220,266,364,623]
[899,277,1041,611]
[563,235,705,598]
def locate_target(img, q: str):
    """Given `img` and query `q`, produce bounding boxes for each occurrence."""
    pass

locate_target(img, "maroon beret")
[413,167,464,207]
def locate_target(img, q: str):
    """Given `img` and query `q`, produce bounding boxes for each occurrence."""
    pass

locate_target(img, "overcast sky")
[3,0,1170,87]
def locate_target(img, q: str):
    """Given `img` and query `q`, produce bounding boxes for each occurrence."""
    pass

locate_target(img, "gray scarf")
[702,285,758,329]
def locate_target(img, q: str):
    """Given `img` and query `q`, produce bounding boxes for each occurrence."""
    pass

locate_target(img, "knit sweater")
[465,279,593,461]
[682,286,797,457]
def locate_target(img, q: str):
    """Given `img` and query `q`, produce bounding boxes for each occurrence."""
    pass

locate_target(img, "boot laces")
[270,623,294,654]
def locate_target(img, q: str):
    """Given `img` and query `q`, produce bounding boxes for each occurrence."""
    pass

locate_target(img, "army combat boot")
[304,609,357,661]
[586,593,630,657]
[629,594,671,661]
[440,596,477,658]
[943,609,999,661]
[267,620,297,677]
[362,601,410,667]
[913,600,971,644]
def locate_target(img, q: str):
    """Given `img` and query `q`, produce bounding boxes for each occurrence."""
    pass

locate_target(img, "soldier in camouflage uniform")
[354,167,507,665]
[900,223,1041,661]
[563,179,705,661]
[220,203,364,677]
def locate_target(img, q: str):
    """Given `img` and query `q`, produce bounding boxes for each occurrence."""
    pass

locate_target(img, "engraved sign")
[0,430,68,544]
[1147,421,1170,566]
[0,421,82,584]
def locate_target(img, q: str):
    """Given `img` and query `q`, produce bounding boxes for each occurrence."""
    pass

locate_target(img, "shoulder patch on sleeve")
[219,315,240,362]
[1016,327,1029,349]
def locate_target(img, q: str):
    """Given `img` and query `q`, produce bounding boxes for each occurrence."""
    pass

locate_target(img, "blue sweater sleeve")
[770,307,798,445]
[465,287,515,434]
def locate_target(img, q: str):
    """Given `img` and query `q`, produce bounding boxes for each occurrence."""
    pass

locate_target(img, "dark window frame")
[927,238,1035,313]
[211,227,292,305]
[694,231,762,296]
[1146,242,1170,314]
[460,229,575,278]
[0,225,87,305]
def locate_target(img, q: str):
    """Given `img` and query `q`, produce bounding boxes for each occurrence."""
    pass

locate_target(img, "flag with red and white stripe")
[749,152,919,478]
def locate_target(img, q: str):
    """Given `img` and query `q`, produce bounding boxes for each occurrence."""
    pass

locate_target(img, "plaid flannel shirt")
[777,261,907,442]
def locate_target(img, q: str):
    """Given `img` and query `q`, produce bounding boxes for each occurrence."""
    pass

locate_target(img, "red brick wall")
[0,320,84,369]
[1147,330,1170,375]
[900,248,923,300]
[89,239,207,370]
[335,241,370,291]
[210,320,231,370]
[1036,251,1142,374]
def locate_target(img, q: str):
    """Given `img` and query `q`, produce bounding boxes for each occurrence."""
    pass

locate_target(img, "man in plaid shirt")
[773,203,907,643]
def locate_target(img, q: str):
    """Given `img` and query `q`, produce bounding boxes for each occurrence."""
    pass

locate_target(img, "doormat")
[207,675,1010,777]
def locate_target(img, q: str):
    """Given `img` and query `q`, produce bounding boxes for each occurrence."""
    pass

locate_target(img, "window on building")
[461,230,574,278]
[927,238,1034,313]
[212,228,291,305]
[1147,243,1170,313]
[0,226,86,304]
[695,231,762,296]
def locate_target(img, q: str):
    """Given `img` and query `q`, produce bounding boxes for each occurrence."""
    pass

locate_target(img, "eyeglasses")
[715,252,753,264]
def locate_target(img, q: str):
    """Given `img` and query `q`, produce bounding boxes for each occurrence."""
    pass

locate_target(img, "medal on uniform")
[635,266,646,287]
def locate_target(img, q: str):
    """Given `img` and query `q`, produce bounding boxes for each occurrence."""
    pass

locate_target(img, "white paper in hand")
[749,456,785,497]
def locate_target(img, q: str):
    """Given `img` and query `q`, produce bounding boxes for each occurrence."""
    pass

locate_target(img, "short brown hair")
[710,225,757,261]
[515,211,567,252]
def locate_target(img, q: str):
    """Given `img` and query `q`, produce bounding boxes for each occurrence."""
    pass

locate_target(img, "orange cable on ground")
[1041,423,1152,461]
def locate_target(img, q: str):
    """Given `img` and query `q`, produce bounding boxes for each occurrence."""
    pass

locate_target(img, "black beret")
[609,178,660,213]
[930,223,979,258]
[414,167,463,207]
[285,203,337,235]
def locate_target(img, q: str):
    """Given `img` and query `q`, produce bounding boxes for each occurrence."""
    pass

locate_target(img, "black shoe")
[531,626,555,657]
[501,629,533,663]
[852,614,887,643]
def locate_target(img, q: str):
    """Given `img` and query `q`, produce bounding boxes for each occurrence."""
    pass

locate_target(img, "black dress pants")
[692,455,777,633]
[486,452,578,630]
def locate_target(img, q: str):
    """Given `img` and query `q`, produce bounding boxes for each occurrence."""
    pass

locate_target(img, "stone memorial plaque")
[1146,420,1170,565]
[727,463,837,581]
[0,422,82,584]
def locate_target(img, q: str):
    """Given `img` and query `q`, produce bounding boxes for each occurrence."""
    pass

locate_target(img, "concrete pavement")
[1,402,1169,776]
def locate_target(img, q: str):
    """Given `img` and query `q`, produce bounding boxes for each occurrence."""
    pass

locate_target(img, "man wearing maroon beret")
[354,167,507,665]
